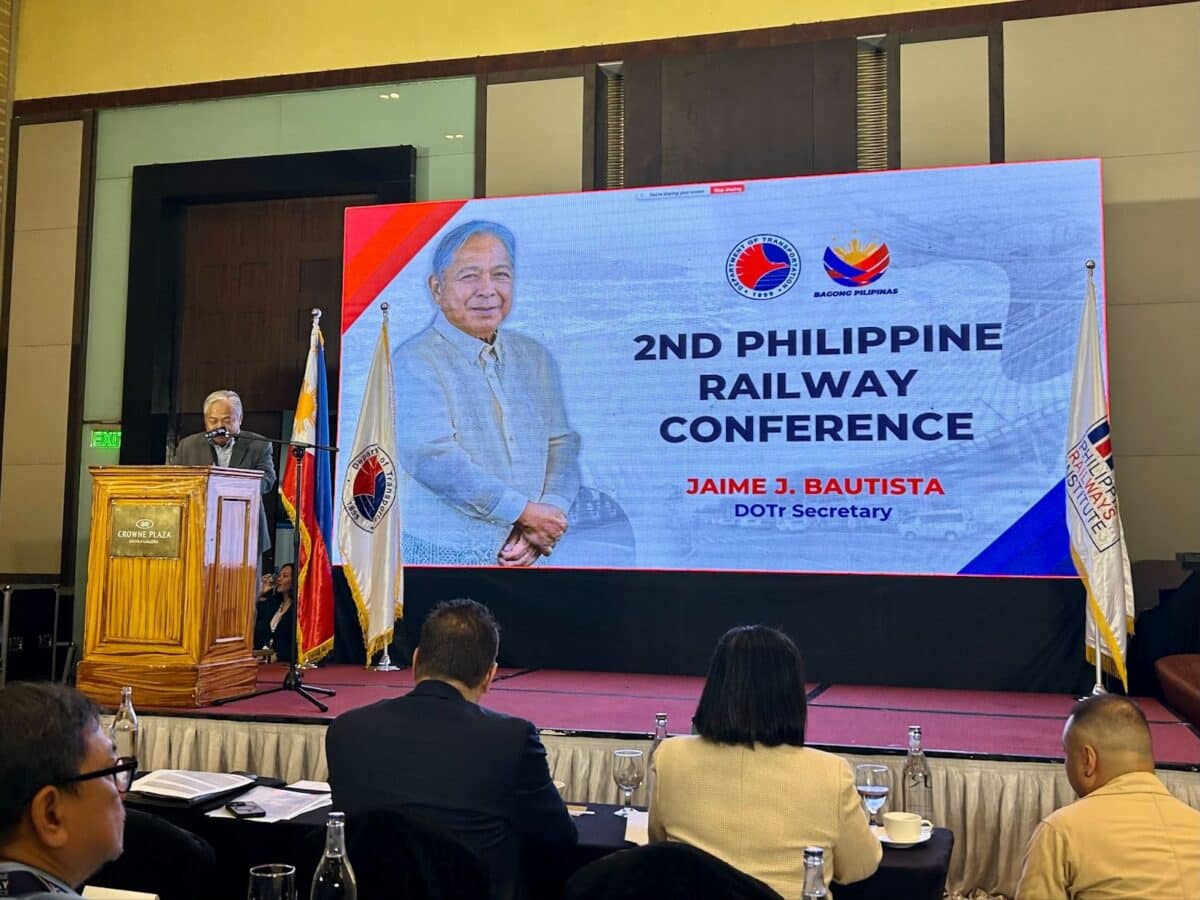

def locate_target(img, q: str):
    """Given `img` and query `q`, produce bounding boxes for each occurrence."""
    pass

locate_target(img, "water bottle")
[650,712,669,755]
[902,724,934,823]
[110,687,139,760]
[646,712,668,800]
[310,812,357,900]
[801,846,827,899]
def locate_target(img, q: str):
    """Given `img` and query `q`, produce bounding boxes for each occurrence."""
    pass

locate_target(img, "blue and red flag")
[281,315,336,664]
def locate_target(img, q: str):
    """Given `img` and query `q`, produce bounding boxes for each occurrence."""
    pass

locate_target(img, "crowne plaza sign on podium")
[109,504,182,558]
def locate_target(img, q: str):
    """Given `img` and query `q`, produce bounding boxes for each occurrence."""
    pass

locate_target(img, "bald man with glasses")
[0,684,133,898]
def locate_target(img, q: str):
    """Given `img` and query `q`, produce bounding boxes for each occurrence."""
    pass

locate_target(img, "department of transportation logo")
[823,238,890,287]
[726,235,801,300]
[342,445,396,533]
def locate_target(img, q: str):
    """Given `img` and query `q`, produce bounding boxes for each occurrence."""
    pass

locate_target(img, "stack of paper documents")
[129,771,253,801]
[205,785,332,823]
[286,780,330,793]
[82,887,159,899]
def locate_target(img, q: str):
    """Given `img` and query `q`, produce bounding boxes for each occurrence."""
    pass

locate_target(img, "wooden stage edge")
[112,664,1200,771]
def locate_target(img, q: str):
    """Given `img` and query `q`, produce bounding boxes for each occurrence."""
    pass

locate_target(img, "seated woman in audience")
[649,625,881,898]
[253,562,295,662]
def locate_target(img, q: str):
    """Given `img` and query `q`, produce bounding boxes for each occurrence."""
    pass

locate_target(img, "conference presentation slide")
[338,159,1104,576]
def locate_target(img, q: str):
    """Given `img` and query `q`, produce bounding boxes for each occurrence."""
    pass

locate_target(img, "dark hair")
[692,625,807,748]
[0,683,100,838]
[276,563,295,596]
[415,599,500,688]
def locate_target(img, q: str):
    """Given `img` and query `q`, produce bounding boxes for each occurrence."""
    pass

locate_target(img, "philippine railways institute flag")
[1065,270,1134,690]
[282,319,336,664]
[338,313,403,664]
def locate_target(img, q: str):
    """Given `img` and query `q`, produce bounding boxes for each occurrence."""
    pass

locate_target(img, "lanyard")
[0,868,61,895]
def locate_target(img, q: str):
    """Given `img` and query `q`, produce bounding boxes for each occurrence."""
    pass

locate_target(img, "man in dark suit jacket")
[172,390,276,557]
[326,599,577,900]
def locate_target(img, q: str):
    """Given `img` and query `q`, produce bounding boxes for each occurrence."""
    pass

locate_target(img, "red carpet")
[812,684,1180,722]
[144,665,1200,769]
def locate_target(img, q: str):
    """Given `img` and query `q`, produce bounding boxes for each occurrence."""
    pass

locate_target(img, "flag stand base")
[371,648,401,672]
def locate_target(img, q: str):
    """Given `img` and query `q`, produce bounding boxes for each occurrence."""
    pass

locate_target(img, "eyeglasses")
[55,757,138,794]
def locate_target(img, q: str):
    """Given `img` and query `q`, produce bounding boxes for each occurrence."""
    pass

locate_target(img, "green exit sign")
[90,428,122,449]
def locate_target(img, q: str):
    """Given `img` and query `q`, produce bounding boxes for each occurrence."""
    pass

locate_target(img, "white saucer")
[871,824,933,848]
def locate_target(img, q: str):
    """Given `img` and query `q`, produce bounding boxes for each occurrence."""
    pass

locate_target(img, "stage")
[122,664,1200,898]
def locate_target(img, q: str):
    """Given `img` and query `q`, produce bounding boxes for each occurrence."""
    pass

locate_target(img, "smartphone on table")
[226,800,267,818]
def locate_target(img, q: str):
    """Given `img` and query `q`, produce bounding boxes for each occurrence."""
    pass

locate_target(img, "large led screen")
[338,159,1105,576]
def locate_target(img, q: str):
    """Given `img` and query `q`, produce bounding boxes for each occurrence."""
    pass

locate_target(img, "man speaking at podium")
[174,389,277,558]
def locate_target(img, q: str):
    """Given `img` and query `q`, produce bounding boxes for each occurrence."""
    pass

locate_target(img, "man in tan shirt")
[1015,694,1200,900]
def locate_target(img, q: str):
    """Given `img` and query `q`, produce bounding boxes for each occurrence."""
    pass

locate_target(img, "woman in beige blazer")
[648,625,881,898]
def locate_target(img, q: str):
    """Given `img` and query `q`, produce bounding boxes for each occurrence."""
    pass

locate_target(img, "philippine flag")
[281,316,336,664]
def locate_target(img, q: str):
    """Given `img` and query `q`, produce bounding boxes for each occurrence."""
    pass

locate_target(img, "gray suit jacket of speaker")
[173,431,277,555]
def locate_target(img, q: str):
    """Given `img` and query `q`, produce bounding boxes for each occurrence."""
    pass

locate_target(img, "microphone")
[204,427,228,439]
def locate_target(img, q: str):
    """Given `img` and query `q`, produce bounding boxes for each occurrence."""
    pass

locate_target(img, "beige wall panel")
[1,344,72,467]
[1004,5,1200,161]
[1113,454,1200,561]
[1102,151,1200,206]
[486,78,584,197]
[1106,302,1200,458]
[900,37,990,169]
[13,120,83,231]
[8,227,78,346]
[1104,195,1200,307]
[0,463,68,574]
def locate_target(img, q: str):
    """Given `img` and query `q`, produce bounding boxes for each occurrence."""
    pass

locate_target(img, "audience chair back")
[88,808,217,900]
[563,842,783,900]
[305,806,490,900]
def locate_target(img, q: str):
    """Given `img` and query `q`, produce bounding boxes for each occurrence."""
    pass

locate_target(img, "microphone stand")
[215,432,338,712]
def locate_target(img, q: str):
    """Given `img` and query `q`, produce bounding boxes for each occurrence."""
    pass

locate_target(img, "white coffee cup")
[882,811,932,843]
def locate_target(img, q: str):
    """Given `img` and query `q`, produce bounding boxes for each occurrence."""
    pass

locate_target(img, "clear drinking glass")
[247,863,297,900]
[854,763,891,827]
[612,748,645,817]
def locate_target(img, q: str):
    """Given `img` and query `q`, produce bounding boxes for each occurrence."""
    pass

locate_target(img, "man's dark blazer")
[326,679,577,900]
[173,430,276,554]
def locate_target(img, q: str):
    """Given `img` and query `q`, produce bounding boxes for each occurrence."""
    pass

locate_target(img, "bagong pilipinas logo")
[823,237,890,287]
[342,445,397,533]
[726,235,801,300]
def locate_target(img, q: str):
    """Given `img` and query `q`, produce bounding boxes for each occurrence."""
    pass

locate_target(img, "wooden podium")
[77,466,264,707]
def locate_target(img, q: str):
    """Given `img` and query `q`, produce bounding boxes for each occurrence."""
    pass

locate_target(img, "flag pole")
[1084,259,1107,697]
[372,301,401,673]
[296,309,323,671]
